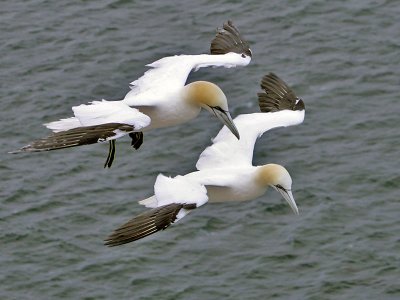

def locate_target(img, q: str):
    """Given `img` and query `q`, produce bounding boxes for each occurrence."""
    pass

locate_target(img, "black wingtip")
[210,20,251,57]
[295,99,305,111]
[258,73,305,113]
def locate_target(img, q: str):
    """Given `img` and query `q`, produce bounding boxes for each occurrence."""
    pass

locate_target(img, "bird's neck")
[255,164,279,187]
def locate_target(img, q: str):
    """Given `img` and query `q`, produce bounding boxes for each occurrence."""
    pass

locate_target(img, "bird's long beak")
[211,108,240,140]
[277,189,299,215]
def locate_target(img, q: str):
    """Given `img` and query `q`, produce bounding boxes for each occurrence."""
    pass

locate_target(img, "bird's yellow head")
[256,164,298,214]
[183,81,240,139]
[185,81,228,109]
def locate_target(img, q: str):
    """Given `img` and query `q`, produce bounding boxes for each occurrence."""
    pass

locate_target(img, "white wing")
[15,99,152,153]
[155,174,208,207]
[123,20,252,106]
[197,72,306,170]
[123,53,251,106]
[45,100,151,132]
[196,110,305,170]
[72,100,150,129]
[138,174,208,221]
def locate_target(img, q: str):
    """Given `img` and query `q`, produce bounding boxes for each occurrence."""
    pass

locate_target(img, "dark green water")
[1,0,399,299]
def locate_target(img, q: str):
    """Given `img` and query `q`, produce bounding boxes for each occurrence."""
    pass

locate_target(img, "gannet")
[11,21,251,168]
[104,73,305,246]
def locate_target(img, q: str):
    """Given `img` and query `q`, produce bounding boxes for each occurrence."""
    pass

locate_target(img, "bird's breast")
[206,183,267,203]
[137,101,200,130]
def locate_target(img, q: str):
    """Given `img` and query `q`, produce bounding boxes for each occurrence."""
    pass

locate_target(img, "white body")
[45,54,250,134]
[134,94,201,131]
[104,73,306,246]
[184,166,268,203]
[139,110,305,217]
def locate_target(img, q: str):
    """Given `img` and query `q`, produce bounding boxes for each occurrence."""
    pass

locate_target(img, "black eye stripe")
[275,185,292,193]
[210,106,228,113]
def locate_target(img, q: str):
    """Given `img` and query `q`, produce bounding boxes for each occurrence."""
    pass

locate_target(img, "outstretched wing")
[105,174,208,246]
[196,73,305,171]
[12,100,151,152]
[11,123,135,152]
[123,20,252,106]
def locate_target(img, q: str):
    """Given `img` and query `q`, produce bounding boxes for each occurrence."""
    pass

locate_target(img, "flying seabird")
[104,73,305,246]
[11,21,251,168]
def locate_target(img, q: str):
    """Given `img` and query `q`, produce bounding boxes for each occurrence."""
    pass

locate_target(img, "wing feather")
[153,174,208,207]
[11,123,135,152]
[72,100,150,128]
[104,203,184,246]
[12,100,151,153]
[210,20,252,57]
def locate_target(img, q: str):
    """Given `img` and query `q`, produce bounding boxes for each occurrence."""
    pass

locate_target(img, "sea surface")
[1,0,399,299]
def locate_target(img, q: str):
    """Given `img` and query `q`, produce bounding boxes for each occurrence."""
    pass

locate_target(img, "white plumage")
[124,53,251,106]
[196,110,305,170]
[105,73,306,246]
[140,109,304,208]
[44,103,144,134]
[14,21,251,168]
[45,53,251,132]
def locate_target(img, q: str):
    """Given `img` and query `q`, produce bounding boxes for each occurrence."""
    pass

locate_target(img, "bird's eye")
[276,184,284,190]
[241,54,246,58]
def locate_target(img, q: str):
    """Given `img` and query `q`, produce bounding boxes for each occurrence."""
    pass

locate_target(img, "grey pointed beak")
[276,188,299,215]
[211,108,240,140]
